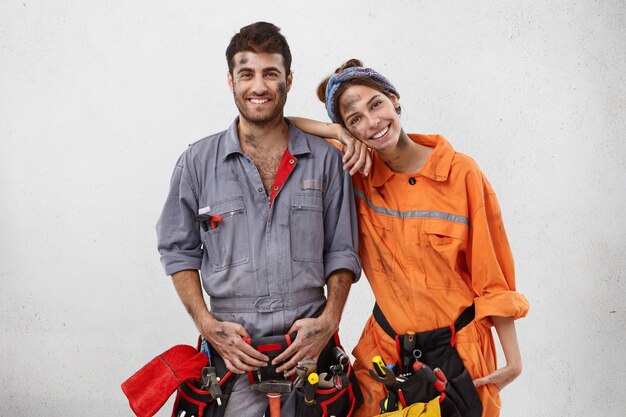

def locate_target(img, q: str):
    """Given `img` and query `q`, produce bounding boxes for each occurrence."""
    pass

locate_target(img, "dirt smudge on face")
[340,90,361,116]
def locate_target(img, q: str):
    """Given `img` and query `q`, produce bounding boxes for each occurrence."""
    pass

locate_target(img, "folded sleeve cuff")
[324,252,362,283]
[474,291,529,322]
[160,250,203,276]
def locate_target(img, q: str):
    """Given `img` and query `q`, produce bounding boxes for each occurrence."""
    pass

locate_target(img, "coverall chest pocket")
[421,221,468,291]
[290,193,323,262]
[201,197,250,271]
[358,206,395,278]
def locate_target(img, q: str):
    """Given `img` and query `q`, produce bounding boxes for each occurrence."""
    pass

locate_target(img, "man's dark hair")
[225,22,292,75]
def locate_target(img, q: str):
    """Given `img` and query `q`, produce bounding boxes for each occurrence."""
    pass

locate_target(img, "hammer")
[250,380,293,417]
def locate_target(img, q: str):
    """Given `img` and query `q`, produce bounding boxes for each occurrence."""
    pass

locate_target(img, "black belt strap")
[373,303,476,340]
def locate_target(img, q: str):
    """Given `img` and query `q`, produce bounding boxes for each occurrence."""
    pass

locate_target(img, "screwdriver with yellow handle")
[372,355,389,378]
[371,355,406,384]
[371,356,403,412]
[304,372,319,405]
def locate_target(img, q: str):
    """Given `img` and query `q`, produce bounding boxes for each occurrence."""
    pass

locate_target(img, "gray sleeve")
[322,166,362,282]
[156,154,203,276]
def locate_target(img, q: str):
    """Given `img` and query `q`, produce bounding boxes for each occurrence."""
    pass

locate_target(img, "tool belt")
[294,332,363,417]
[171,337,236,417]
[371,304,481,417]
[243,332,297,384]
[172,332,363,417]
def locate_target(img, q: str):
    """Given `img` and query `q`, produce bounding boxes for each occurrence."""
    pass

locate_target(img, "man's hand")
[272,317,334,377]
[272,270,353,377]
[201,320,269,374]
[170,270,269,374]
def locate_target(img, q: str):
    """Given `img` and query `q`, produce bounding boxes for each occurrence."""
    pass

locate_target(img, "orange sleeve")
[466,171,529,322]
[325,138,344,152]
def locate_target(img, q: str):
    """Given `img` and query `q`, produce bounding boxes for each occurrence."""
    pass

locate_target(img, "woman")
[290,59,529,417]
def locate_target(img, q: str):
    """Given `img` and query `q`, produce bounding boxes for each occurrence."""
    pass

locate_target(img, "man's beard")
[233,83,288,127]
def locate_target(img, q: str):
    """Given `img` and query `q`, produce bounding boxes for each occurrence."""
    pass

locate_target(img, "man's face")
[227,51,292,126]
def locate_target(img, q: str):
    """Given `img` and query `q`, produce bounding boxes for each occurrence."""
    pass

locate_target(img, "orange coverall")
[349,134,529,417]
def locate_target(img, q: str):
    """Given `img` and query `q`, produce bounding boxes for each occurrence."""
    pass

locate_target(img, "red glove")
[121,345,208,417]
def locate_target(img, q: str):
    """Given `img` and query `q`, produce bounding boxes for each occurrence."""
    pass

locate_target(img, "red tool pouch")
[121,345,208,417]
[171,370,235,417]
[244,332,297,383]
[170,338,236,417]
[295,333,363,417]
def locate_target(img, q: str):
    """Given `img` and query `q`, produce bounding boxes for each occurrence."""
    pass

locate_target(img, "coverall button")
[258,187,263,192]
[408,177,416,185]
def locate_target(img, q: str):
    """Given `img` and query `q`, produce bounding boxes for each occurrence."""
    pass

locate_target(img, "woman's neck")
[378,130,432,174]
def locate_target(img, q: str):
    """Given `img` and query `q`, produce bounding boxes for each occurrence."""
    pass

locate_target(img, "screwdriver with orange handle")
[412,360,446,393]
[433,367,448,391]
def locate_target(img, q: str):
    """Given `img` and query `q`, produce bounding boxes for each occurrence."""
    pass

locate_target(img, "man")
[156,22,361,416]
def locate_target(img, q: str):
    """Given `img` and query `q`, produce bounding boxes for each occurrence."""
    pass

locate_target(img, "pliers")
[368,355,404,388]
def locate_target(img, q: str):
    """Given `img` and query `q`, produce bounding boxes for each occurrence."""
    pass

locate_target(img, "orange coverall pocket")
[421,222,468,291]
[358,206,395,278]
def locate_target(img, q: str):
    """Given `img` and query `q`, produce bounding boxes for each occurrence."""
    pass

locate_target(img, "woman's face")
[338,84,401,151]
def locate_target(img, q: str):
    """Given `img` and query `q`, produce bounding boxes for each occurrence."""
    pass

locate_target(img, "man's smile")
[249,97,271,105]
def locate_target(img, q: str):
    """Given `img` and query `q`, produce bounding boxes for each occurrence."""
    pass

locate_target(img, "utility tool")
[333,373,350,390]
[293,358,317,389]
[199,367,223,406]
[199,337,212,366]
[318,370,349,390]
[369,356,404,387]
[371,355,389,378]
[209,214,223,230]
[402,331,416,371]
[317,372,335,389]
[250,380,293,417]
[330,346,350,369]
[320,361,349,390]
[412,360,445,393]
[379,392,401,413]
[433,367,448,392]
[303,372,319,405]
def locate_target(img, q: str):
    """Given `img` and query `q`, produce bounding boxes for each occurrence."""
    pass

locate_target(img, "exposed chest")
[245,147,285,195]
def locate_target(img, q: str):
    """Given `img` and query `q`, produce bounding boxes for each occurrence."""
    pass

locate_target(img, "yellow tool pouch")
[373,396,441,417]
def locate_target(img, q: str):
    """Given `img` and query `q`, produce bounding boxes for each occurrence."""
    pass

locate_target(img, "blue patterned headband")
[324,66,400,123]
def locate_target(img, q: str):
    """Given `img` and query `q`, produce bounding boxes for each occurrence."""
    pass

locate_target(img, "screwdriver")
[412,361,445,392]
[372,355,389,377]
[304,372,319,404]
[403,331,416,371]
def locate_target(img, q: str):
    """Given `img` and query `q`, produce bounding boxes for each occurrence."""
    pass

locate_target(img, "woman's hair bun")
[337,58,363,72]
[317,58,363,103]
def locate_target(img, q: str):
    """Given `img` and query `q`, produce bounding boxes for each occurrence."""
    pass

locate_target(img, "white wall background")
[1,1,625,416]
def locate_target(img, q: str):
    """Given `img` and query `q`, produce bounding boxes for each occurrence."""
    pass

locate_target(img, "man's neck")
[237,115,290,151]
[237,115,291,197]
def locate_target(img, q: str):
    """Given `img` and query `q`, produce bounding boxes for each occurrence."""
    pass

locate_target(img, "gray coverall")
[156,118,361,417]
